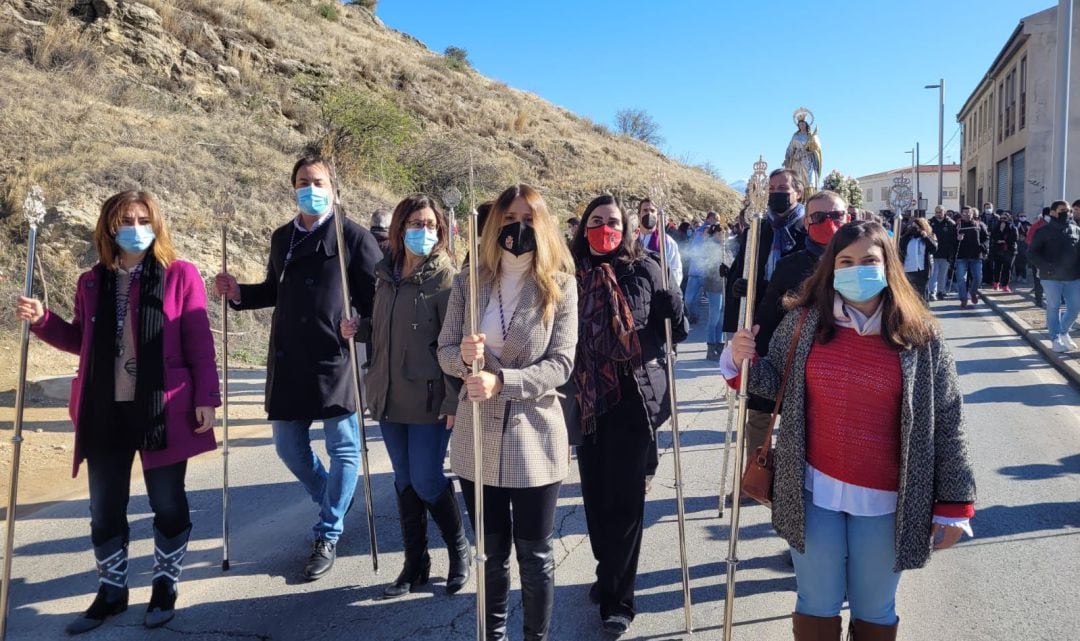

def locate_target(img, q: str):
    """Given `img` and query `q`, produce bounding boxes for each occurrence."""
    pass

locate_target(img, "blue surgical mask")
[404,228,438,257]
[833,265,887,303]
[296,186,332,216]
[115,225,155,253]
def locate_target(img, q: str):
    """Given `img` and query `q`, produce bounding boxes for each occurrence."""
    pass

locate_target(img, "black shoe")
[65,585,128,635]
[383,486,431,599]
[144,578,177,628]
[303,539,337,581]
[602,614,632,636]
[425,486,472,595]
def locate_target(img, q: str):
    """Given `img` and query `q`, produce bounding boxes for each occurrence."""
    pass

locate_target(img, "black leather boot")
[515,535,555,641]
[383,486,431,598]
[65,536,129,635]
[426,485,472,595]
[145,524,191,628]
[484,533,513,641]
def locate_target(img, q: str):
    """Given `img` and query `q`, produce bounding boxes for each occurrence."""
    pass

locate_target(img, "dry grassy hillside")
[0,0,740,373]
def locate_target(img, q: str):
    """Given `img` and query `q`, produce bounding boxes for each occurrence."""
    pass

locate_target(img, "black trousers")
[991,250,1016,286]
[576,377,653,620]
[1034,269,1044,300]
[85,402,190,547]
[459,480,561,541]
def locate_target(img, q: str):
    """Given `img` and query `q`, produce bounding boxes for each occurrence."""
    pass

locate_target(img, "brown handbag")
[739,309,808,508]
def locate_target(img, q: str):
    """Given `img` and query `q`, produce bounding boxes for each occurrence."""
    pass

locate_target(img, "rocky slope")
[0,0,740,369]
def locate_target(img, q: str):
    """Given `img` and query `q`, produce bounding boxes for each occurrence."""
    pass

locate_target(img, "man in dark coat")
[216,156,380,580]
[722,168,807,480]
[928,205,957,300]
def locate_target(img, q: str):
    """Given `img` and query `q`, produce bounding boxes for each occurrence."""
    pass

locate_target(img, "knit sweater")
[805,328,902,492]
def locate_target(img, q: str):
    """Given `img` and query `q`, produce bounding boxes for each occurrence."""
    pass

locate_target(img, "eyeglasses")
[808,210,846,224]
[406,221,438,231]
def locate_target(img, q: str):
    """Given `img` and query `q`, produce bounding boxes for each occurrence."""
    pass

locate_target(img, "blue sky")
[374,0,1053,184]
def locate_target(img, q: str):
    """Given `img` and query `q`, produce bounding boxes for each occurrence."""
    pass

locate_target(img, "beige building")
[958,1,1080,215]
[857,165,961,214]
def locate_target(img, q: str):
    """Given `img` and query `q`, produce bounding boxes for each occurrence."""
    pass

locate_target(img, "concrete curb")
[981,293,1080,390]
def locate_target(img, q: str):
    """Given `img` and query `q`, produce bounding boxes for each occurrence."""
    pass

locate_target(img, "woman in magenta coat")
[16,191,220,634]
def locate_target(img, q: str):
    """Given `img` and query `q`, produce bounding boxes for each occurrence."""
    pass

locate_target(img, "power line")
[921,125,962,165]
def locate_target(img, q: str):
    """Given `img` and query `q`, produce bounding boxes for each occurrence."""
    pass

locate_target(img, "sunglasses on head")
[808,210,846,224]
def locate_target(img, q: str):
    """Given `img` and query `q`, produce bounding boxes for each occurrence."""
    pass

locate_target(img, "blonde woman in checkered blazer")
[438,184,577,641]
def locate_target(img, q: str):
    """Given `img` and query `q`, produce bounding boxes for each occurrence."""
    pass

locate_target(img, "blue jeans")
[706,290,725,343]
[928,257,950,296]
[272,413,360,543]
[684,275,705,321]
[790,491,902,626]
[954,258,983,302]
[1041,279,1080,337]
[381,420,451,503]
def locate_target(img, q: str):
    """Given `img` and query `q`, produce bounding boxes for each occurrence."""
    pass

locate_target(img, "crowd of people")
[21,152,1080,640]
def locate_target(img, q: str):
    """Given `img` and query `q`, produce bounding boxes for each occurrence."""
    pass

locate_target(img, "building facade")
[958,1,1080,215]
[857,165,961,214]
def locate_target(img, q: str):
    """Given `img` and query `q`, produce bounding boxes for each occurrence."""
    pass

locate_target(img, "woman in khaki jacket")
[342,195,467,599]
[438,184,577,641]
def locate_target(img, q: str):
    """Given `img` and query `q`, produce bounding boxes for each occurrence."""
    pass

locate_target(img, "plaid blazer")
[438,270,578,488]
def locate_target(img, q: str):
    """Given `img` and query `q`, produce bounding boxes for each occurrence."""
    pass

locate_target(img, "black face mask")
[497,222,537,256]
[769,192,794,214]
[641,214,658,230]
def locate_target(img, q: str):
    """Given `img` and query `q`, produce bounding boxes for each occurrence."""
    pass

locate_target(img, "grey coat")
[748,307,977,571]
[437,271,578,488]
[365,251,458,425]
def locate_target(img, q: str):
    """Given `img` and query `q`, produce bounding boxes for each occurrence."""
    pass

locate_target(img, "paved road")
[3,298,1079,640]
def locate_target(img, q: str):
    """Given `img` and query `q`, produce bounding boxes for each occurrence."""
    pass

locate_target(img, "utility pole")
[925,80,945,206]
[1052,0,1072,197]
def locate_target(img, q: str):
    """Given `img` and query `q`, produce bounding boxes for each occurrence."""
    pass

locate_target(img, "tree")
[443,46,470,71]
[615,108,663,146]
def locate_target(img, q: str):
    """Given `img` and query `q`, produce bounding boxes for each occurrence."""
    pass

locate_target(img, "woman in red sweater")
[725,221,976,641]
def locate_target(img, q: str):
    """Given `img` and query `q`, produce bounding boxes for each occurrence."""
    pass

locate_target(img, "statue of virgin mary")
[784,107,822,190]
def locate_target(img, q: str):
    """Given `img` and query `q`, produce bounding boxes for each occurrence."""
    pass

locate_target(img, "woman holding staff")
[723,221,976,640]
[17,191,220,633]
[437,184,577,641]
[568,194,686,636]
[341,194,469,598]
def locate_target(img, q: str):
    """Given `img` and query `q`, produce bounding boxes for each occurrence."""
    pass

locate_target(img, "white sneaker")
[1062,334,1078,351]
[1052,336,1069,353]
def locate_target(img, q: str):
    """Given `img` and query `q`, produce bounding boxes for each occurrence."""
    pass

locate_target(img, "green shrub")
[317,3,339,21]
[443,46,470,72]
[320,87,419,193]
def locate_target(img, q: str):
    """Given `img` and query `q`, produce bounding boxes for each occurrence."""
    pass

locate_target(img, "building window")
[1020,56,1027,130]
[864,189,873,202]
[1006,68,1017,138]
[1010,150,1025,215]
[997,81,1004,143]
[943,188,958,199]
[880,187,889,201]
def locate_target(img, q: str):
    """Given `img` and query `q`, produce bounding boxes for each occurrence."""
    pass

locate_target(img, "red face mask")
[808,220,843,246]
[586,225,623,254]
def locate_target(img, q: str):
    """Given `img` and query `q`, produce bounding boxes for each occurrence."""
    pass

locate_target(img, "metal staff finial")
[0,184,47,641]
[23,186,46,228]
[442,185,462,255]
[721,157,769,641]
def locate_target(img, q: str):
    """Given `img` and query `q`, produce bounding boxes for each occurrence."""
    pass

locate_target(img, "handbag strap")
[758,308,809,459]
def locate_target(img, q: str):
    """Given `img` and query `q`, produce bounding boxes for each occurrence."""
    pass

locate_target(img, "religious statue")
[784,107,822,191]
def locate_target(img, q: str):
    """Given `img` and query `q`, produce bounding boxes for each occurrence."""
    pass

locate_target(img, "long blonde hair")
[479,184,573,322]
